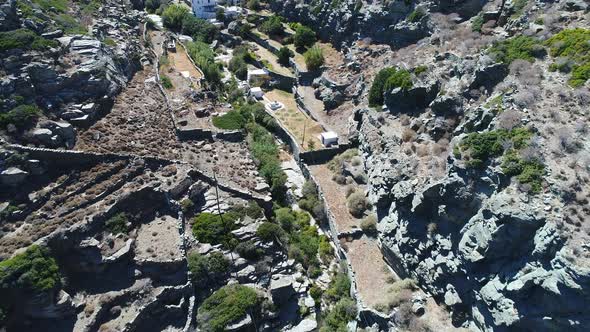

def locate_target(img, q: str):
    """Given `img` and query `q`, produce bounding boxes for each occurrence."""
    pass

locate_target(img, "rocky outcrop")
[356,110,590,331]
[0,0,18,31]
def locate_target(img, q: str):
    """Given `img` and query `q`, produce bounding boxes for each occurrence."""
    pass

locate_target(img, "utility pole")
[213,170,238,279]
[302,117,307,149]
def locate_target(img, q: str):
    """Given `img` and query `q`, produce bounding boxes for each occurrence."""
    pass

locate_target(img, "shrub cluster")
[304,45,325,71]
[188,252,230,286]
[277,46,294,66]
[259,15,284,36]
[545,28,590,87]
[197,284,260,332]
[186,41,223,87]
[458,127,532,168]
[105,213,129,235]
[298,180,324,220]
[0,29,58,52]
[346,191,370,218]
[368,67,412,107]
[0,104,41,129]
[458,128,546,192]
[294,25,316,49]
[235,241,264,260]
[228,45,253,80]
[160,75,173,89]
[319,270,357,330]
[488,35,544,65]
[0,245,60,293]
[161,4,219,43]
[192,212,240,249]
[407,7,426,22]
[212,110,248,130]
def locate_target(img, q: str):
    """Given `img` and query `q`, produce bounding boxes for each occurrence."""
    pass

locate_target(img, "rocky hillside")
[342,0,590,330]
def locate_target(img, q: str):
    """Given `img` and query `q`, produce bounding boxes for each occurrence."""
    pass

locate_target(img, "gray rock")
[270,274,296,304]
[287,318,317,332]
[1,167,28,186]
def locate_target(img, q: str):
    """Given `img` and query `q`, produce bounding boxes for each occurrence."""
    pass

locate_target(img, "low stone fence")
[299,144,352,165]
[176,127,215,141]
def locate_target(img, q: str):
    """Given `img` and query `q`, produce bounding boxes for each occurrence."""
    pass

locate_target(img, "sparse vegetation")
[160,75,173,89]
[235,241,264,260]
[407,7,426,22]
[197,284,260,332]
[346,191,370,218]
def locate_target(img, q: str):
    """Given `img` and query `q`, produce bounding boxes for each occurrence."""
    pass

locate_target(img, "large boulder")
[0,0,18,31]
[0,167,28,186]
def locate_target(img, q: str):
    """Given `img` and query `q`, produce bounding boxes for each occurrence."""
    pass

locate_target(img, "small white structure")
[320,131,338,147]
[266,101,284,112]
[248,68,270,86]
[208,18,224,28]
[178,35,193,43]
[251,87,264,99]
[192,0,217,19]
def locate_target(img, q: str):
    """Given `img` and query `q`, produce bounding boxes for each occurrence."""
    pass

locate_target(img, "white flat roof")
[249,69,268,75]
[251,87,263,92]
[321,131,338,139]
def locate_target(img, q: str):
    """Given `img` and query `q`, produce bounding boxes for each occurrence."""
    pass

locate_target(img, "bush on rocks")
[188,252,230,286]
[197,284,260,332]
[192,212,238,249]
[0,245,60,293]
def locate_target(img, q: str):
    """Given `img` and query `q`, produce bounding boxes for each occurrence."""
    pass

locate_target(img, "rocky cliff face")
[345,0,590,330]
[358,108,590,330]
[269,0,486,47]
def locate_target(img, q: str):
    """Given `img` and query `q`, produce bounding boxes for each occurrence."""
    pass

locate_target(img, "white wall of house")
[191,0,217,19]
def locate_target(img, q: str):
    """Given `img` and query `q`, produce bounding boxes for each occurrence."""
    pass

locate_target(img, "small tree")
[260,15,283,36]
[304,45,324,71]
[360,214,377,236]
[277,46,293,66]
[162,4,189,31]
[294,25,316,49]
[145,0,161,13]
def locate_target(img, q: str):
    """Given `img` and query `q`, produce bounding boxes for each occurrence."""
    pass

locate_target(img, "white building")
[320,131,338,147]
[250,87,264,99]
[192,0,217,19]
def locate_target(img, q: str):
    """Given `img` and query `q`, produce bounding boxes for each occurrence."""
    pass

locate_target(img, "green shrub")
[501,150,545,192]
[368,67,412,107]
[246,121,288,201]
[0,29,58,52]
[212,111,247,130]
[472,14,484,32]
[197,284,260,332]
[186,41,223,86]
[277,46,294,66]
[488,35,543,64]
[459,128,532,168]
[545,28,590,87]
[275,207,296,232]
[321,298,357,331]
[162,4,189,31]
[0,245,60,292]
[228,56,248,80]
[407,7,426,22]
[188,252,230,286]
[182,15,219,43]
[0,104,41,129]
[304,45,324,71]
[235,241,263,260]
[180,199,194,214]
[161,75,173,89]
[105,213,128,235]
[324,272,351,302]
[346,191,369,218]
[259,15,283,36]
[256,222,285,242]
[318,235,333,262]
[310,284,323,305]
[192,212,238,249]
[294,25,316,49]
[54,13,86,34]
